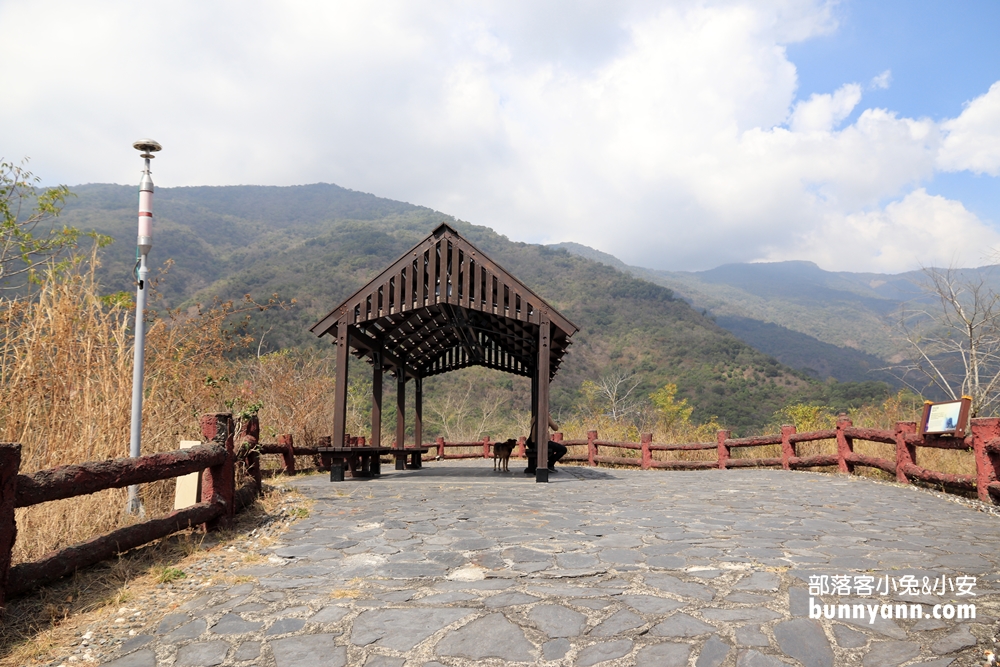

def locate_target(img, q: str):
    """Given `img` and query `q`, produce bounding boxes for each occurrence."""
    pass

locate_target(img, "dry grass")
[0,482,308,666]
[0,253,333,564]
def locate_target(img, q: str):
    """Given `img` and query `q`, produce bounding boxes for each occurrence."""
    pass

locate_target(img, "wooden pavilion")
[310,223,578,482]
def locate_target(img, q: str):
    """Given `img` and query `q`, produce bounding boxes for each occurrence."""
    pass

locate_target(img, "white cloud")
[938,81,1000,176]
[869,69,891,90]
[759,189,1000,271]
[789,83,862,132]
[0,0,996,274]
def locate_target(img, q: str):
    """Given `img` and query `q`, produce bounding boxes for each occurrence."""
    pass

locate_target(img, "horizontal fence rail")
[14,444,227,508]
[0,412,347,612]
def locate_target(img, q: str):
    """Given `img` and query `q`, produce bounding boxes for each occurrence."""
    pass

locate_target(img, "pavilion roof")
[310,224,577,380]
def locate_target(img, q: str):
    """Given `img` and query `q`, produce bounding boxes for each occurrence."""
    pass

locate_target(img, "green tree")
[650,383,694,431]
[770,403,836,431]
[0,159,76,291]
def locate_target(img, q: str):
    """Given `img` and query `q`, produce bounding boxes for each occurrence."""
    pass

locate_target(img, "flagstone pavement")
[101,461,1000,667]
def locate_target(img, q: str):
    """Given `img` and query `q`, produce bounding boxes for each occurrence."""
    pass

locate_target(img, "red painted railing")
[0,412,334,611]
[441,417,1000,505]
[5,414,999,612]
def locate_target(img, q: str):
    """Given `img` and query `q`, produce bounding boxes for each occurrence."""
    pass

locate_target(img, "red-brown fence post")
[972,417,1000,503]
[517,436,526,459]
[780,424,796,470]
[587,431,598,466]
[553,432,563,442]
[201,413,235,530]
[241,415,261,496]
[437,436,445,459]
[894,421,917,484]
[835,414,854,474]
[0,443,21,615]
[641,433,652,470]
[717,430,731,469]
[482,435,491,459]
[278,434,296,476]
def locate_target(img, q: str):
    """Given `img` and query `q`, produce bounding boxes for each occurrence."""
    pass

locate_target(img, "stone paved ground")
[101,461,1000,667]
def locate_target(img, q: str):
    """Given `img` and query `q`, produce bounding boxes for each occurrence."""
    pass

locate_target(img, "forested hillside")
[553,242,1000,392]
[59,183,890,432]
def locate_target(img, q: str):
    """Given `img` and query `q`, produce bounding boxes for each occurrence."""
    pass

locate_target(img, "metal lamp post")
[127,139,162,515]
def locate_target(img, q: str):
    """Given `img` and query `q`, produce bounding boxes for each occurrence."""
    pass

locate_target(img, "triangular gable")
[310,223,578,338]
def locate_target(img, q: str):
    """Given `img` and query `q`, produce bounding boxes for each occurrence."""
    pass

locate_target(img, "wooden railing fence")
[0,412,334,612]
[443,416,1000,503]
[3,413,999,613]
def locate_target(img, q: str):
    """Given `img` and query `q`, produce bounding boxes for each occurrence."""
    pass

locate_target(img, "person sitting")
[524,415,567,474]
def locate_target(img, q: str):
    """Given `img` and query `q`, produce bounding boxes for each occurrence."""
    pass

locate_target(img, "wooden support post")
[395,364,406,456]
[278,434,296,475]
[414,377,423,448]
[200,413,235,530]
[333,322,349,460]
[835,414,854,474]
[972,417,1000,503]
[482,435,491,459]
[535,313,551,483]
[517,436,526,459]
[529,371,538,461]
[371,351,383,448]
[0,443,20,615]
[641,433,652,470]
[894,421,918,484]
[437,436,445,459]
[717,430,731,469]
[587,430,597,466]
[780,424,796,470]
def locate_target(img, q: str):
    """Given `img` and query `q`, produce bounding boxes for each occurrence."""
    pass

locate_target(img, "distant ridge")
[549,242,629,271]
[552,241,932,385]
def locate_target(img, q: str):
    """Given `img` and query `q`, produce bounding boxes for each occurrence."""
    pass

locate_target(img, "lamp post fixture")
[127,139,161,515]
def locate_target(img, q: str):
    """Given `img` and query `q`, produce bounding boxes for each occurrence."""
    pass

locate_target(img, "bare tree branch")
[888,266,1000,416]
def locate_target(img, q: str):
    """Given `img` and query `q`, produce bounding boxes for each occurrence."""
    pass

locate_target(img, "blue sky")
[790,1,1000,227]
[2,0,999,273]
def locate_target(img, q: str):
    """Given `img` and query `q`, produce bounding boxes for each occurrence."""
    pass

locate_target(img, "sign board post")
[918,396,972,438]
[173,440,202,509]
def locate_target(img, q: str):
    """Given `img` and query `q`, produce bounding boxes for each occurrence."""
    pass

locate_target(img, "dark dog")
[493,438,517,472]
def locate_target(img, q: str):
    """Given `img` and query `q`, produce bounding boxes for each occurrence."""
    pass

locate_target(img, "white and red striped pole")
[127,139,161,515]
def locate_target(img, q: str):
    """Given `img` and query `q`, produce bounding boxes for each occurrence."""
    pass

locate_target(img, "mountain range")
[55,183,895,432]
[553,241,1000,391]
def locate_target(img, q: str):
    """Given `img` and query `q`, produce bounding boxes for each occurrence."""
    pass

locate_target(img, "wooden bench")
[318,446,393,481]
[390,447,430,470]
